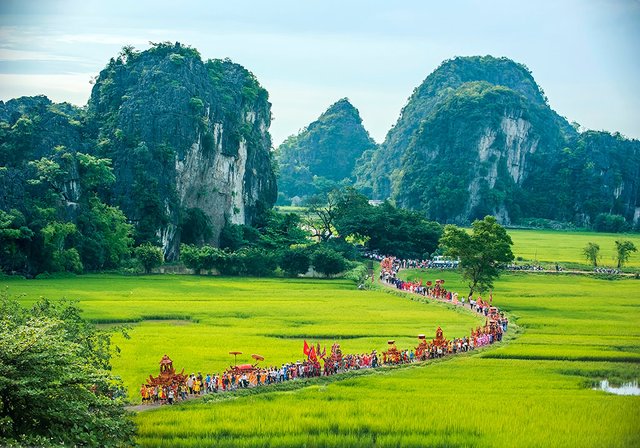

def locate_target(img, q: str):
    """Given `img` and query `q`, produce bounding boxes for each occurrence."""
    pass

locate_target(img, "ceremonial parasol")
[426,281,432,286]
[251,354,265,362]
[229,351,242,366]
[418,334,426,339]
[387,340,395,345]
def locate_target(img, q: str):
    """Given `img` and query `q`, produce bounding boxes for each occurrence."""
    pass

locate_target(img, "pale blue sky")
[1,0,638,145]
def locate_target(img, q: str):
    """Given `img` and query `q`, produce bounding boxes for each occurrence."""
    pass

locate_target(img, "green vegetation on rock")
[276,98,377,204]
[355,56,640,229]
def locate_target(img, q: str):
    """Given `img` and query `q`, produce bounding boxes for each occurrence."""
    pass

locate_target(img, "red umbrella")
[229,351,243,366]
[251,354,265,361]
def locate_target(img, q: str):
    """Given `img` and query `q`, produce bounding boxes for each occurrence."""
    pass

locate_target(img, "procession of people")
[141,255,509,405]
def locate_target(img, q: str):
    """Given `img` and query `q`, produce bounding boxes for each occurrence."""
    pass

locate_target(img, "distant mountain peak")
[276,99,377,204]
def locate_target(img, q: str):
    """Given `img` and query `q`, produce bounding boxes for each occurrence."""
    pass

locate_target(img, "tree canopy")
[440,215,514,295]
[0,294,135,447]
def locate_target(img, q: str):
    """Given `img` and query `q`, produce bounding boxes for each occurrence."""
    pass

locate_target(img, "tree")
[304,191,340,242]
[333,188,442,259]
[239,248,278,277]
[41,221,83,273]
[311,247,348,278]
[582,242,600,267]
[0,209,33,273]
[134,243,164,274]
[615,240,637,268]
[593,213,629,233]
[440,216,514,296]
[279,247,311,277]
[0,294,135,447]
[180,244,226,274]
[77,197,134,270]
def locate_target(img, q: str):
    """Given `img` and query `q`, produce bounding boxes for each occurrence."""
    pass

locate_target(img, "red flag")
[321,346,326,359]
[316,342,321,357]
[309,346,317,362]
[490,291,493,304]
[303,340,310,356]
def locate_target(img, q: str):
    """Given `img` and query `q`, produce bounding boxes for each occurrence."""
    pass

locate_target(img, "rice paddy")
[2,275,482,400]
[2,229,639,447]
[508,228,640,268]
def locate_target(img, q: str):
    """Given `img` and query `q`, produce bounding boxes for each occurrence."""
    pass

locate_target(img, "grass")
[507,228,640,268]
[2,275,482,400]
[3,231,640,446]
[133,270,639,447]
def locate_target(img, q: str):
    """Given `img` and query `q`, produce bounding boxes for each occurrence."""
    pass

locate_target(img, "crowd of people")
[594,267,621,274]
[364,251,459,270]
[379,255,509,326]
[141,255,508,406]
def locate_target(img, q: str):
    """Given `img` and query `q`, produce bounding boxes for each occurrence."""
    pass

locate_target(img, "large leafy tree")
[0,294,135,447]
[334,188,442,258]
[583,242,600,267]
[615,240,637,269]
[440,215,514,296]
[28,147,133,272]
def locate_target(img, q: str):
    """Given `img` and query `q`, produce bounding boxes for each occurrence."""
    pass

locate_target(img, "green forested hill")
[355,55,640,228]
[276,98,377,203]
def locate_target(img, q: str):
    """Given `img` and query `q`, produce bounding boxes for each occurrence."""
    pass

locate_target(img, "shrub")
[279,247,311,277]
[134,243,164,274]
[312,248,348,278]
[593,213,629,233]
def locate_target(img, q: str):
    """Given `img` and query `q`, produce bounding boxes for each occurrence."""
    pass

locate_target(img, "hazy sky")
[1,0,639,146]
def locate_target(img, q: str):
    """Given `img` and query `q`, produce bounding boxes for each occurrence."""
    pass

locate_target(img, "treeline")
[176,187,443,278]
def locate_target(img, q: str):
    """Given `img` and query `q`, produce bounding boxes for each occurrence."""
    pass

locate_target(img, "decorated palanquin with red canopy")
[146,354,187,387]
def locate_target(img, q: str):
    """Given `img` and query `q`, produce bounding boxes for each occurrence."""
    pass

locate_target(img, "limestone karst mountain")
[0,42,277,263]
[275,98,377,204]
[355,56,639,227]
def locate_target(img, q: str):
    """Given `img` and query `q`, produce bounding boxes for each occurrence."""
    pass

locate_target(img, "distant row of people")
[364,251,459,270]
[594,267,621,274]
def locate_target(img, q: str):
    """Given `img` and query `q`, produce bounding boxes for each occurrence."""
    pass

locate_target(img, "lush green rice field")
[3,269,639,447]
[2,275,482,400]
[507,229,640,267]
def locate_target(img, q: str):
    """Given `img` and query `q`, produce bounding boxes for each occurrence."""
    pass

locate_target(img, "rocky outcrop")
[87,43,276,259]
[357,56,639,227]
[276,98,377,203]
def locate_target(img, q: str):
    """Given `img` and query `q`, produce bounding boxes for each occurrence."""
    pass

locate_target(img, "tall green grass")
[3,274,482,399]
[508,228,640,267]
[4,263,639,447]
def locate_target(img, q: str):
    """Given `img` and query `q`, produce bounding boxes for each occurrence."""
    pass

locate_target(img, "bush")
[343,263,369,284]
[240,248,278,277]
[180,244,227,273]
[311,248,348,278]
[134,243,164,274]
[279,247,311,277]
[593,213,630,233]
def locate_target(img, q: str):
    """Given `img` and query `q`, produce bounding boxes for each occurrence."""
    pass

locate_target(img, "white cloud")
[0,48,83,62]
[0,73,94,106]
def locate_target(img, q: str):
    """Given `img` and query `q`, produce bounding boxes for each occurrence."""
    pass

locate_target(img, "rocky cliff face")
[357,56,639,226]
[87,43,276,259]
[0,95,87,215]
